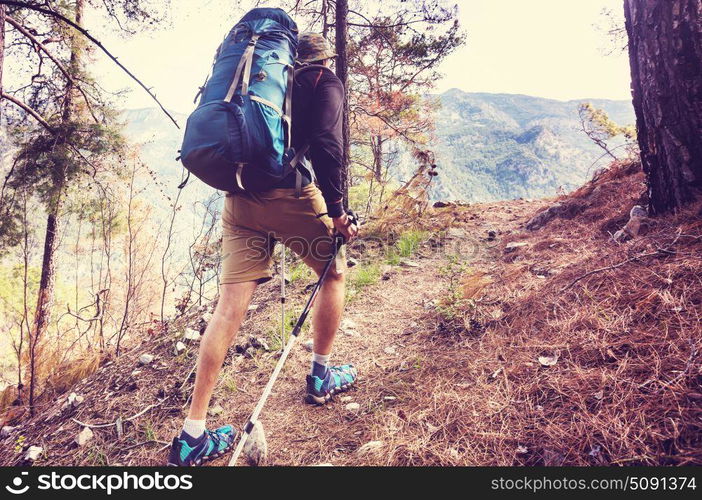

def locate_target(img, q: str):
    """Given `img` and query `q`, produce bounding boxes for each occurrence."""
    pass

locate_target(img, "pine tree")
[624,0,702,213]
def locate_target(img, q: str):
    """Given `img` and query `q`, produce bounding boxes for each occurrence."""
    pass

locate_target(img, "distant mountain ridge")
[120,89,635,203]
[424,89,635,201]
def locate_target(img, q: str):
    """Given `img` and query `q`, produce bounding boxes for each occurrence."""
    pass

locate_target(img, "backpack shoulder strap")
[283,63,294,150]
[224,34,260,102]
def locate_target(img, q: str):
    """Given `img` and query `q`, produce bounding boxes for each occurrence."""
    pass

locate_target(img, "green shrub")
[386,230,428,264]
[352,263,382,289]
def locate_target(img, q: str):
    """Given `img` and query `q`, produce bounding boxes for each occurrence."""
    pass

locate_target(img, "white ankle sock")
[182,418,206,439]
[311,352,330,374]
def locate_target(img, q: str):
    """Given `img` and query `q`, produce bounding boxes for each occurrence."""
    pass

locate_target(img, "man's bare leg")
[306,267,357,403]
[188,280,257,420]
[311,270,345,355]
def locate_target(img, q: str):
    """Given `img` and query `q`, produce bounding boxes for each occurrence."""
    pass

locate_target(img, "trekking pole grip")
[335,209,358,247]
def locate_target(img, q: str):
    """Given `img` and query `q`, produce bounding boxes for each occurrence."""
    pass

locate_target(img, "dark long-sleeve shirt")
[275,64,345,218]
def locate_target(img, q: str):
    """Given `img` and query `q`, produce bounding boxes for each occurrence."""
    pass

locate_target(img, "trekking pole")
[280,245,286,351]
[228,213,356,466]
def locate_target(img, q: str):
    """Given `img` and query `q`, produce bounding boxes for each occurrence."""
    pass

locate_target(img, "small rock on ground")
[346,402,361,413]
[249,335,270,351]
[208,405,224,416]
[183,329,200,341]
[1,426,16,438]
[504,241,528,253]
[400,259,420,268]
[340,318,357,331]
[446,227,466,239]
[75,427,93,447]
[433,201,455,208]
[525,202,564,231]
[24,445,43,462]
[138,354,154,365]
[66,392,84,408]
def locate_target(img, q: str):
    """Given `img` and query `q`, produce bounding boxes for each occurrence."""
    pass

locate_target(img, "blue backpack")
[180,8,306,192]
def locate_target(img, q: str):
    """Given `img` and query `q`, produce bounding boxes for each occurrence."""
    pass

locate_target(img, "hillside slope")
[1,161,700,466]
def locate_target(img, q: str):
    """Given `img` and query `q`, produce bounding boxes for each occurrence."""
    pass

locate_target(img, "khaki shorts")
[221,184,346,284]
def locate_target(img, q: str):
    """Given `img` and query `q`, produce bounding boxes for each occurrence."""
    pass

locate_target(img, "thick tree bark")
[624,0,702,214]
[335,0,350,210]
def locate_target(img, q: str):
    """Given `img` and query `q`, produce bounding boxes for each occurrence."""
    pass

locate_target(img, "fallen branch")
[0,0,179,128]
[72,401,162,428]
[122,439,169,452]
[124,402,162,422]
[562,230,683,292]
[71,418,114,429]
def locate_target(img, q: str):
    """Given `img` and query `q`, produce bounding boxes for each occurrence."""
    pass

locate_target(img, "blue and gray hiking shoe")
[167,425,236,466]
[306,364,358,405]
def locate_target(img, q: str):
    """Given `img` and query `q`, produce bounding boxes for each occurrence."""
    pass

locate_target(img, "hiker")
[168,31,359,466]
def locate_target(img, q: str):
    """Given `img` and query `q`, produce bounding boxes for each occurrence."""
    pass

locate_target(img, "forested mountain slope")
[425,89,634,201]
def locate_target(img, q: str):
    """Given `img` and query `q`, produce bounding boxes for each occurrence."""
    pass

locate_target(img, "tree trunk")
[321,0,330,38]
[27,0,84,413]
[0,5,5,97]
[29,203,60,412]
[335,0,350,210]
[372,135,384,182]
[624,0,702,214]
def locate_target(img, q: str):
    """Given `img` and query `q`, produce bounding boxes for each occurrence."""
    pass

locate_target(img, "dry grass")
[367,161,702,465]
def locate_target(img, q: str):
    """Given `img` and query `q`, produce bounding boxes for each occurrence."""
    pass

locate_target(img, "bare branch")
[0,0,180,129]
[5,14,99,122]
[0,90,54,131]
[352,104,419,146]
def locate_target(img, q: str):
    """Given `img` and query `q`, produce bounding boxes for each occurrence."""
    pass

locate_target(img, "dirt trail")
[258,254,446,465]
[205,199,540,466]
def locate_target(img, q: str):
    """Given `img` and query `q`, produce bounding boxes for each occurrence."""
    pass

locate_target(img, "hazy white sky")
[93,0,632,114]
[439,0,631,100]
